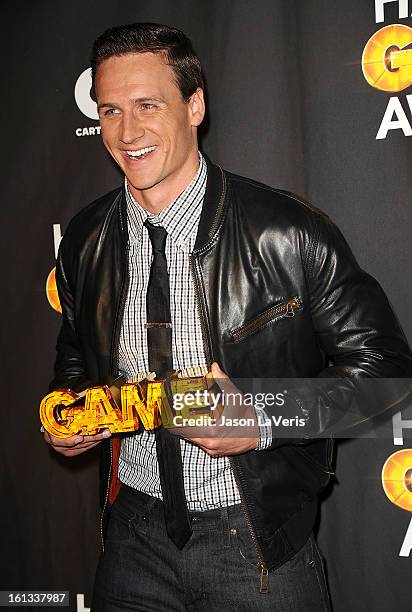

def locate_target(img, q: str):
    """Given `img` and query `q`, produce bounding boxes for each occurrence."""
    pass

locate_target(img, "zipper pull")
[286,302,295,317]
[258,562,269,593]
[286,297,301,317]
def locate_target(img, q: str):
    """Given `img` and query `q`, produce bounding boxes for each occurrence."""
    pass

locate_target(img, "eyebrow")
[97,97,165,111]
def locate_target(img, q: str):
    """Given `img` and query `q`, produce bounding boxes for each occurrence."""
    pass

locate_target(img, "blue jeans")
[92,485,331,611]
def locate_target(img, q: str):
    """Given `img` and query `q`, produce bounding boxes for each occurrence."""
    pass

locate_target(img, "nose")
[120,111,144,144]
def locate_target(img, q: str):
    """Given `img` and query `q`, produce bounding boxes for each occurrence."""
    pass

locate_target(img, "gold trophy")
[40,371,220,439]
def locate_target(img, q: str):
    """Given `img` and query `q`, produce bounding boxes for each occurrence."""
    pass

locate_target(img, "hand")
[171,363,259,457]
[43,429,111,457]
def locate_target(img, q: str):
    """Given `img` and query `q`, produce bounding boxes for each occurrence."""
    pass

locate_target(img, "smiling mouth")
[125,145,157,160]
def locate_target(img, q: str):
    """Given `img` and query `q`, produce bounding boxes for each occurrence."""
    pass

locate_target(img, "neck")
[128,150,200,215]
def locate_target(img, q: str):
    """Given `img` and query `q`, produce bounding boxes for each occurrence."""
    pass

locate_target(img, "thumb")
[210,362,238,398]
[209,362,242,418]
[211,362,228,380]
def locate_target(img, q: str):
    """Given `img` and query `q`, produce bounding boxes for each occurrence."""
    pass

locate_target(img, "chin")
[127,177,159,192]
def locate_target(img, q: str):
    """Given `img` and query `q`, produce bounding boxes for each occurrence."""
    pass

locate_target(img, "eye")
[102,108,121,117]
[141,103,156,110]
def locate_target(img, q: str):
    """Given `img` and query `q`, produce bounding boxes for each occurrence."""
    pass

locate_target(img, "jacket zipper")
[191,242,269,592]
[100,438,113,552]
[189,255,213,364]
[229,457,269,593]
[189,167,227,361]
[110,243,130,376]
[100,233,130,552]
[231,296,302,343]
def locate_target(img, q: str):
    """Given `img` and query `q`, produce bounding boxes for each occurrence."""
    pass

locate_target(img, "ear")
[188,88,205,127]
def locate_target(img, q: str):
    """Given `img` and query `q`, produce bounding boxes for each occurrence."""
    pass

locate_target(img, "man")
[44,22,412,611]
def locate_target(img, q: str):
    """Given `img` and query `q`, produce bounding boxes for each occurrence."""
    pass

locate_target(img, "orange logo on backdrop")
[46,267,62,313]
[382,449,412,512]
[362,24,412,92]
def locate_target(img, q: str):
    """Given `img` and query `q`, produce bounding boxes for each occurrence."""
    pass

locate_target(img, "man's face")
[95,52,204,206]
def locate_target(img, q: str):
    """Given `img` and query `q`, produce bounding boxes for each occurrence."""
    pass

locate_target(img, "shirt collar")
[125,153,207,251]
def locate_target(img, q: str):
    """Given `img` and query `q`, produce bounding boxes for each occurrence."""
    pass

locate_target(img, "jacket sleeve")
[269,212,412,447]
[48,237,94,393]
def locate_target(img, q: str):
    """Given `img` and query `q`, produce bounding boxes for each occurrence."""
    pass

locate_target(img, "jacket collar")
[194,153,227,253]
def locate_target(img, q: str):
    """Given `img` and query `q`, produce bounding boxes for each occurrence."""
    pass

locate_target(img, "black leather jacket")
[51,155,412,572]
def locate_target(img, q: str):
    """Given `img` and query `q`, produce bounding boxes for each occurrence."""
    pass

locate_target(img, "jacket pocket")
[230,296,303,343]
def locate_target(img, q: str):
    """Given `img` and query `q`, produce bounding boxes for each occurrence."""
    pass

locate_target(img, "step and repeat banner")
[1,1,412,610]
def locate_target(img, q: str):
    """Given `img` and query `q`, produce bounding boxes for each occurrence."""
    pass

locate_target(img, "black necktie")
[144,219,192,549]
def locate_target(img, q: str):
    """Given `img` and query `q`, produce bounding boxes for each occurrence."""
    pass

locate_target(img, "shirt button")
[229,528,237,535]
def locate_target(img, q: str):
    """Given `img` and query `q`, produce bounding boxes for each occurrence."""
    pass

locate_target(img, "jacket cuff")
[254,407,273,450]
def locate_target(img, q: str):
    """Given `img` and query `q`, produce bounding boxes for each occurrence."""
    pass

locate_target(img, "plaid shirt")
[118,153,271,511]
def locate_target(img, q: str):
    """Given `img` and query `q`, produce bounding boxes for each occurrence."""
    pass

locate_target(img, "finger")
[185,437,221,452]
[188,436,258,456]
[210,362,239,397]
[77,429,111,443]
[188,439,227,457]
[48,429,111,448]
[70,439,105,449]
[55,441,102,456]
[168,424,220,440]
[211,362,228,380]
[210,363,255,426]
[46,433,84,447]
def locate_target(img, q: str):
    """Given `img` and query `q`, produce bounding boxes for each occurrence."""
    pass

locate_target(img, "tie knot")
[144,220,167,253]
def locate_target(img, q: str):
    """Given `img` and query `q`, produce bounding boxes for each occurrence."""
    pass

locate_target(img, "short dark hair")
[90,22,204,101]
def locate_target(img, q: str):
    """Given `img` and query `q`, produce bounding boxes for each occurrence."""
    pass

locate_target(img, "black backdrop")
[2,1,412,610]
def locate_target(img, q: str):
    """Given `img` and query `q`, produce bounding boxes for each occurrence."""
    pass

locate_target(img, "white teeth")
[126,146,156,158]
